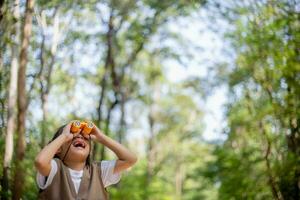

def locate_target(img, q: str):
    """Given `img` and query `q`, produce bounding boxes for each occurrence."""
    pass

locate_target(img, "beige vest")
[38,158,108,200]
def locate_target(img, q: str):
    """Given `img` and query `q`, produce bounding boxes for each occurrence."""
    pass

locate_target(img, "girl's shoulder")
[93,160,121,188]
[93,160,117,169]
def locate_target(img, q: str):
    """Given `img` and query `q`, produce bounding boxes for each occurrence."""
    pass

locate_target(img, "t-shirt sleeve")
[100,160,121,188]
[36,159,58,189]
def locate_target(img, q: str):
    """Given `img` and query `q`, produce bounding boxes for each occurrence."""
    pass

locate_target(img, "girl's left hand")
[90,124,105,142]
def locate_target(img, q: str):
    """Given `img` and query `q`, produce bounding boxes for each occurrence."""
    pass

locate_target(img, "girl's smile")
[72,138,86,149]
[65,134,90,160]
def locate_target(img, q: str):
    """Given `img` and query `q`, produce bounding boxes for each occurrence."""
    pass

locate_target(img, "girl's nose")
[73,133,83,139]
[79,132,90,140]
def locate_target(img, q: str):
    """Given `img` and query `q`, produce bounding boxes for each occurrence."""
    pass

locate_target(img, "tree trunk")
[94,11,114,160]
[143,110,156,200]
[117,91,125,143]
[38,9,59,147]
[2,0,20,199]
[0,0,5,23]
[259,121,283,200]
[0,0,5,132]
[146,112,155,182]
[38,17,46,147]
[12,0,34,199]
[175,163,185,200]
[99,98,118,160]
[97,11,114,126]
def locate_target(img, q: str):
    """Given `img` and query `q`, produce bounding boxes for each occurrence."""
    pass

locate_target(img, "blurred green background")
[0,0,299,199]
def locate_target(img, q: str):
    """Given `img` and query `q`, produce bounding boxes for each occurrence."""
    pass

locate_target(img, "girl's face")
[59,133,91,163]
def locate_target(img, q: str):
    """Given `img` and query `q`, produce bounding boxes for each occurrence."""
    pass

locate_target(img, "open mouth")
[72,139,86,149]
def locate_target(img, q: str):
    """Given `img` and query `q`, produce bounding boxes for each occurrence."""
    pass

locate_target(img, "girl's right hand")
[62,122,74,142]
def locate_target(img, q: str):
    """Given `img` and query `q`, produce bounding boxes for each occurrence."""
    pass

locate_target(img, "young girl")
[35,121,137,200]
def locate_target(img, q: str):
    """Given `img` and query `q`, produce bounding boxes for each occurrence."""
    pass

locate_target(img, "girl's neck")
[64,160,86,171]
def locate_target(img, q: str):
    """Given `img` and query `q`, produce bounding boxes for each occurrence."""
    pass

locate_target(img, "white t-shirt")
[36,159,121,193]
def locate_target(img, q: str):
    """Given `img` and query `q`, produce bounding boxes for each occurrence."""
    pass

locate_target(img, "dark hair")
[50,124,92,166]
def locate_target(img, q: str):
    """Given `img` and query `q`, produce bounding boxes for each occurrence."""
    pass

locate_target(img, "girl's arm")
[34,123,73,176]
[92,127,138,174]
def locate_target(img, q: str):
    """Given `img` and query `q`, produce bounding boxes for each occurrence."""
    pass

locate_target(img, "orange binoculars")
[70,121,94,135]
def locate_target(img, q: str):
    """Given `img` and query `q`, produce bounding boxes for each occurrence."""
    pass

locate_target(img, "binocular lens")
[71,121,81,133]
[70,120,94,135]
[82,123,93,135]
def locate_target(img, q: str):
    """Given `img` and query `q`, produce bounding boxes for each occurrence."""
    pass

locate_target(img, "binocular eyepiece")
[70,120,94,135]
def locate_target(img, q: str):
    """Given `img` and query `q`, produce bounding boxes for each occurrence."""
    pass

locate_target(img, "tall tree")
[0,0,5,69]
[0,0,4,23]
[0,0,7,128]
[206,0,300,199]
[36,8,60,147]
[2,0,20,199]
[92,0,205,160]
[12,0,34,199]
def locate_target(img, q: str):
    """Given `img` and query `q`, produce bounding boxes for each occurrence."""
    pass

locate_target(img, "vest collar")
[62,163,91,198]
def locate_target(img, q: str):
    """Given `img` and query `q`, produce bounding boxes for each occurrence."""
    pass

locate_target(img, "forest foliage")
[0,0,299,199]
